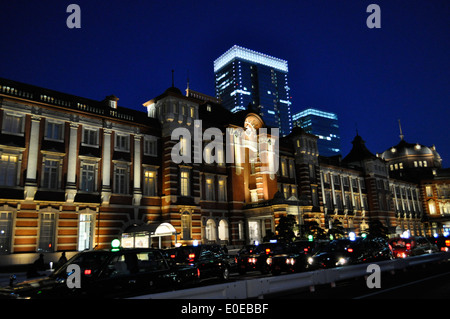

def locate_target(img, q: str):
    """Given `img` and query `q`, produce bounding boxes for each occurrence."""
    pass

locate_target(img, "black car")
[269,240,326,275]
[236,242,287,275]
[432,236,450,252]
[0,248,197,299]
[389,236,438,258]
[307,238,376,269]
[163,244,232,282]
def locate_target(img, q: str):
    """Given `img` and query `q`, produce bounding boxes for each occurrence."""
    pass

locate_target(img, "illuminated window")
[78,214,93,251]
[205,219,216,241]
[0,154,18,186]
[428,200,437,215]
[205,176,215,201]
[426,186,433,197]
[0,212,13,254]
[180,169,190,196]
[218,178,226,202]
[38,213,55,252]
[181,212,191,240]
[143,168,157,196]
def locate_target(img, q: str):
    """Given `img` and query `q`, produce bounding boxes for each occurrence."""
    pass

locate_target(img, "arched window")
[205,219,216,241]
[218,220,229,241]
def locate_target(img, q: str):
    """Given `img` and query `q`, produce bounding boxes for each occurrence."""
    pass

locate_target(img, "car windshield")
[390,239,412,248]
[320,240,360,253]
[51,251,110,278]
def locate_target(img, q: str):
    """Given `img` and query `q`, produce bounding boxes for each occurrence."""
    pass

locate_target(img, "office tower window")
[0,212,13,254]
[0,154,18,186]
[214,45,292,136]
[292,108,341,157]
[38,213,55,252]
[143,168,157,196]
[78,213,93,250]
[2,113,24,135]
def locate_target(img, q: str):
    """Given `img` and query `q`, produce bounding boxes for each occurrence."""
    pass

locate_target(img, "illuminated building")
[292,108,341,157]
[0,76,446,268]
[214,45,292,137]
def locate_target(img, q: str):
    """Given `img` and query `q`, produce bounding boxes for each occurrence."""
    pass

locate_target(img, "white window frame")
[143,136,158,156]
[82,127,99,147]
[0,153,19,187]
[41,157,62,190]
[143,167,158,196]
[45,120,64,142]
[80,161,98,192]
[115,133,130,152]
[113,162,130,194]
[2,113,24,136]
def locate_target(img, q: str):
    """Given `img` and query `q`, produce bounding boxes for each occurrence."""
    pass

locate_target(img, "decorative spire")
[171,69,174,87]
[398,119,404,140]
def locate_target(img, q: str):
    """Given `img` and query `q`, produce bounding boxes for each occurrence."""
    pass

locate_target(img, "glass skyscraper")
[214,45,292,136]
[292,108,341,157]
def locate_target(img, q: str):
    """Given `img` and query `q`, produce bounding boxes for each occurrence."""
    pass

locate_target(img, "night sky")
[1,1,448,165]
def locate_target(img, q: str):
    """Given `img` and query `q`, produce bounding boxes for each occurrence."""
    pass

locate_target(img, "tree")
[275,215,297,242]
[301,220,327,240]
[364,219,389,239]
[328,219,345,239]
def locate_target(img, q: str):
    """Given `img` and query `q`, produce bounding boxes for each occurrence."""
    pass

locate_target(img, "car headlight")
[336,257,348,266]
[266,257,272,265]
[307,257,314,265]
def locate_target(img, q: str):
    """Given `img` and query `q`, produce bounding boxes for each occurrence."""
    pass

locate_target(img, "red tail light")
[265,248,271,254]
[84,269,92,275]
[445,240,450,247]
[406,243,411,250]
[347,248,353,253]
[304,248,309,252]
[170,254,176,258]
[197,268,200,278]
[189,253,195,259]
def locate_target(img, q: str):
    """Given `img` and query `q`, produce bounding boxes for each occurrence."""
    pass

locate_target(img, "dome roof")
[380,139,438,161]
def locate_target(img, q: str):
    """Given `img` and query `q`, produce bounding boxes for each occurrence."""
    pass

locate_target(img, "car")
[428,236,450,252]
[306,238,377,269]
[367,237,394,261]
[236,242,287,275]
[269,240,323,275]
[163,244,232,282]
[389,236,438,258]
[0,248,197,299]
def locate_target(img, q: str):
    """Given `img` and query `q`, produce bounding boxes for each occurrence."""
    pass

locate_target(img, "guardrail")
[129,252,450,299]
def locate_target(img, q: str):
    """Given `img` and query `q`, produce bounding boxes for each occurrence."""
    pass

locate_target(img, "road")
[266,260,450,299]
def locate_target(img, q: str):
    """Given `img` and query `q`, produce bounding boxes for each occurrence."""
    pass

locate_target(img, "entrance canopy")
[121,222,178,248]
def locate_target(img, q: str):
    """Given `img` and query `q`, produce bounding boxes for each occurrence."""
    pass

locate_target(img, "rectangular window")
[143,168,157,196]
[46,121,63,141]
[2,113,24,135]
[0,154,18,186]
[78,214,93,251]
[38,213,55,252]
[115,134,129,151]
[143,138,157,156]
[218,178,226,202]
[42,159,60,189]
[0,212,13,254]
[281,159,287,176]
[205,177,215,200]
[426,186,433,197]
[181,213,191,240]
[83,128,98,146]
[80,163,96,192]
[114,164,129,194]
[180,170,190,196]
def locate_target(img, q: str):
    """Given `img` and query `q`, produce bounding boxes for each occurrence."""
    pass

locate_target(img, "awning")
[121,222,178,248]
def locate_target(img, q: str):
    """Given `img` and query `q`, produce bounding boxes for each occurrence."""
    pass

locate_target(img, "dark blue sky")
[1,1,449,164]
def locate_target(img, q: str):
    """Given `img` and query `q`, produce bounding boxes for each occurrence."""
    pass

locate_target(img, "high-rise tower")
[214,45,292,136]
